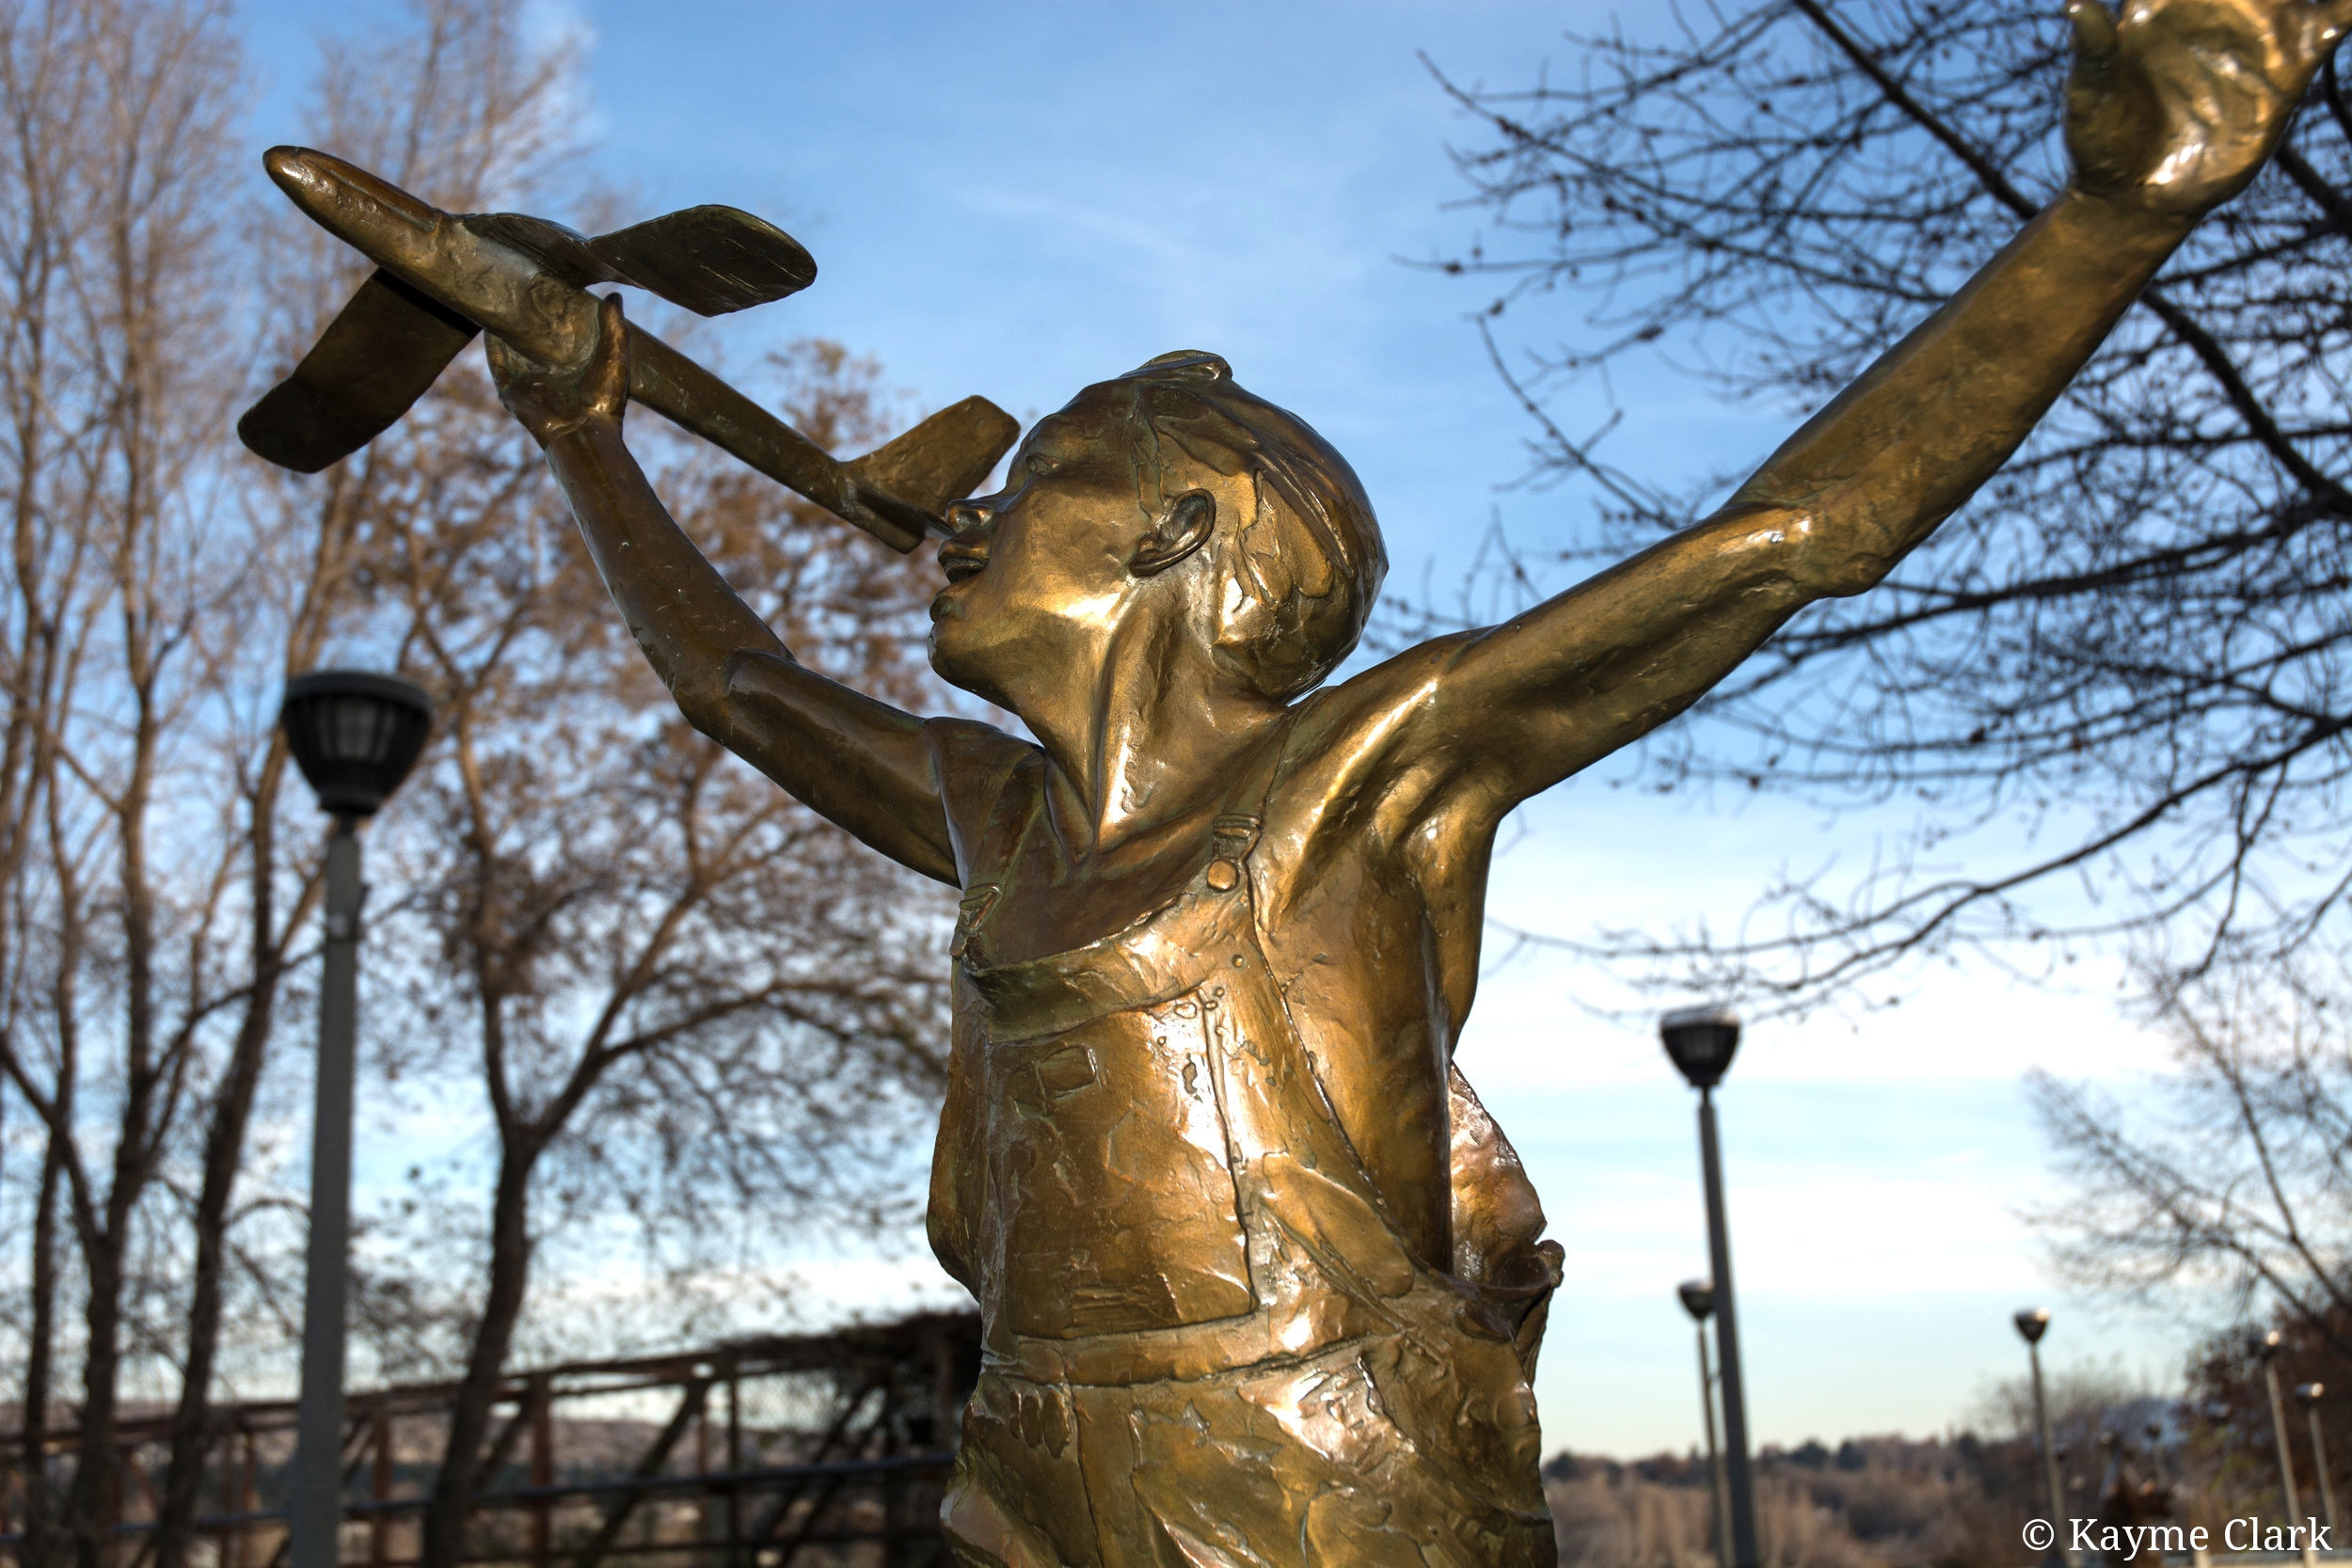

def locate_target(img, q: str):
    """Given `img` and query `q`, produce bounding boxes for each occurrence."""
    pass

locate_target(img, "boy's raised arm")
[493,295,961,884]
[1393,0,2349,825]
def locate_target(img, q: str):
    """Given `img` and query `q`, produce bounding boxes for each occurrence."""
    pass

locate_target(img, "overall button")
[1205,859,1242,892]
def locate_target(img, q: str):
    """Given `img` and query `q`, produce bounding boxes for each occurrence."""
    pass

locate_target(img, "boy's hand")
[2066,0,2352,220]
[488,293,628,445]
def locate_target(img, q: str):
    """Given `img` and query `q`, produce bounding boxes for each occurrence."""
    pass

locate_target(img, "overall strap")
[1202,716,1293,891]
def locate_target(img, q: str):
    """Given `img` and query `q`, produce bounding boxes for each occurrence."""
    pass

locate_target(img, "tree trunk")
[42,840,97,1568]
[67,1224,125,1568]
[152,906,285,1568]
[22,1126,66,1568]
[419,1143,540,1568]
[71,768,159,1568]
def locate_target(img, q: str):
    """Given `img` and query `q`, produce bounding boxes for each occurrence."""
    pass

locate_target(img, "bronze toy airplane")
[238,148,1016,552]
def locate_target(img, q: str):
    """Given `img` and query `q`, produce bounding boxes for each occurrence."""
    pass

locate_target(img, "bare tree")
[2022,938,2352,1521]
[0,13,957,1568]
[151,8,596,1562]
[0,4,252,1563]
[211,9,956,1564]
[2029,963,2352,1351]
[1427,1,2352,1009]
[0,0,90,1550]
[0,0,558,1556]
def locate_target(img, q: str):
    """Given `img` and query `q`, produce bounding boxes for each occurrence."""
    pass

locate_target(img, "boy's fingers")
[2067,0,2121,74]
[590,293,629,411]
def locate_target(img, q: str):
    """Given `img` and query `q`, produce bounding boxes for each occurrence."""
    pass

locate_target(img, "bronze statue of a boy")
[488,3,2348,1561]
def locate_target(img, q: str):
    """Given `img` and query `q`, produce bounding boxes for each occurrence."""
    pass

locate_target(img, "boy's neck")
[1021,640,1286,861]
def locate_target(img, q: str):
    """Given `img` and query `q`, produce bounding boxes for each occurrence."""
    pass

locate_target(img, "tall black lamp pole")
[2295,1383,2338,1541]
[1661,1006,1757,1568]
[2015,1307,2069,1567]
[2253,1330,2312,1560]
[278,672,431,1568]
[1679,1279,1734,1568]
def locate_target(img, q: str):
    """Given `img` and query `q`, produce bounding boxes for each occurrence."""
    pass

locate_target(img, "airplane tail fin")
[846,397,1021,519]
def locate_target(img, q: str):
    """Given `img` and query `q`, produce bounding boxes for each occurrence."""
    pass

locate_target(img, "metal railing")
[1,1310,979,1568]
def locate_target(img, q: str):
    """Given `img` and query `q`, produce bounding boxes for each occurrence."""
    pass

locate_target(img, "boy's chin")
[927,632,1012,708]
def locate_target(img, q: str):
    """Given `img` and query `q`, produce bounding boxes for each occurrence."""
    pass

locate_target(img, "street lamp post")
[1661,1006,1756,1568]
[2144,1420,2170,1491]
[1679,1279,1735,1568]
[2295,1383,2338,1542]
[279,672,431,1568]
[2200,1399,2236,1565]
[2014,1307,2069,1568]
[2252,1331,2314,1565]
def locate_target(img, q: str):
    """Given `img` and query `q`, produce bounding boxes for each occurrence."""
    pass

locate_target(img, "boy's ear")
[1131,489,1216,578]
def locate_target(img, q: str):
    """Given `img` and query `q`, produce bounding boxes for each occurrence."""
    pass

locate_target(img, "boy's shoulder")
[918,717,1042,889]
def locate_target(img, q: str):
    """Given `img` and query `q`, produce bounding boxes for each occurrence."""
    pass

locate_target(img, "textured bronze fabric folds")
[934,719,1558,1566]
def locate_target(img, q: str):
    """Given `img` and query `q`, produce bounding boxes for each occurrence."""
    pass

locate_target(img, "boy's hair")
[1105,350,1387,701]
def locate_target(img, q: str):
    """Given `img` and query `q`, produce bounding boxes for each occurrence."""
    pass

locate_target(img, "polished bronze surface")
[241,148,1014,549]
[473,5,2344,1562]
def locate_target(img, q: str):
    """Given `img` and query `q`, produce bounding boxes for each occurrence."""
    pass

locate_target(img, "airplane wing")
[237,270,478,473]
[462,207,817,317]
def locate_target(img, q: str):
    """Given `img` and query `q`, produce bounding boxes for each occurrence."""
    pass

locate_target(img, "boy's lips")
[938,540,989,583]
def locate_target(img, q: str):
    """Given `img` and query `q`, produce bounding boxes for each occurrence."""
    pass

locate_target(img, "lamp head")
[2296,1382,2325,1407]
[279,670,432,818]
[1677,1279,1715,1323]
[1661,1005,1741,1089]
[2251,1329,2283,1363]
[2013,1307,2050,1345]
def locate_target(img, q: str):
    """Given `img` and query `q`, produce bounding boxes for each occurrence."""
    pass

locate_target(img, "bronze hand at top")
[2066,0,2350,218]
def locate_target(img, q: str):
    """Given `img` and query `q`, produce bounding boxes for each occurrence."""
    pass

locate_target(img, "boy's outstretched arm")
[1387,0,2352,826]
[492,295,960,884]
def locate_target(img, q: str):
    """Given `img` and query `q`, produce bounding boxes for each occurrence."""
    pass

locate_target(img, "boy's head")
[928,352,1385,709]
[1106,351,1386,700]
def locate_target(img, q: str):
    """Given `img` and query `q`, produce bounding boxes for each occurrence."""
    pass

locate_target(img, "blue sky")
[234,0,2201,1455]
